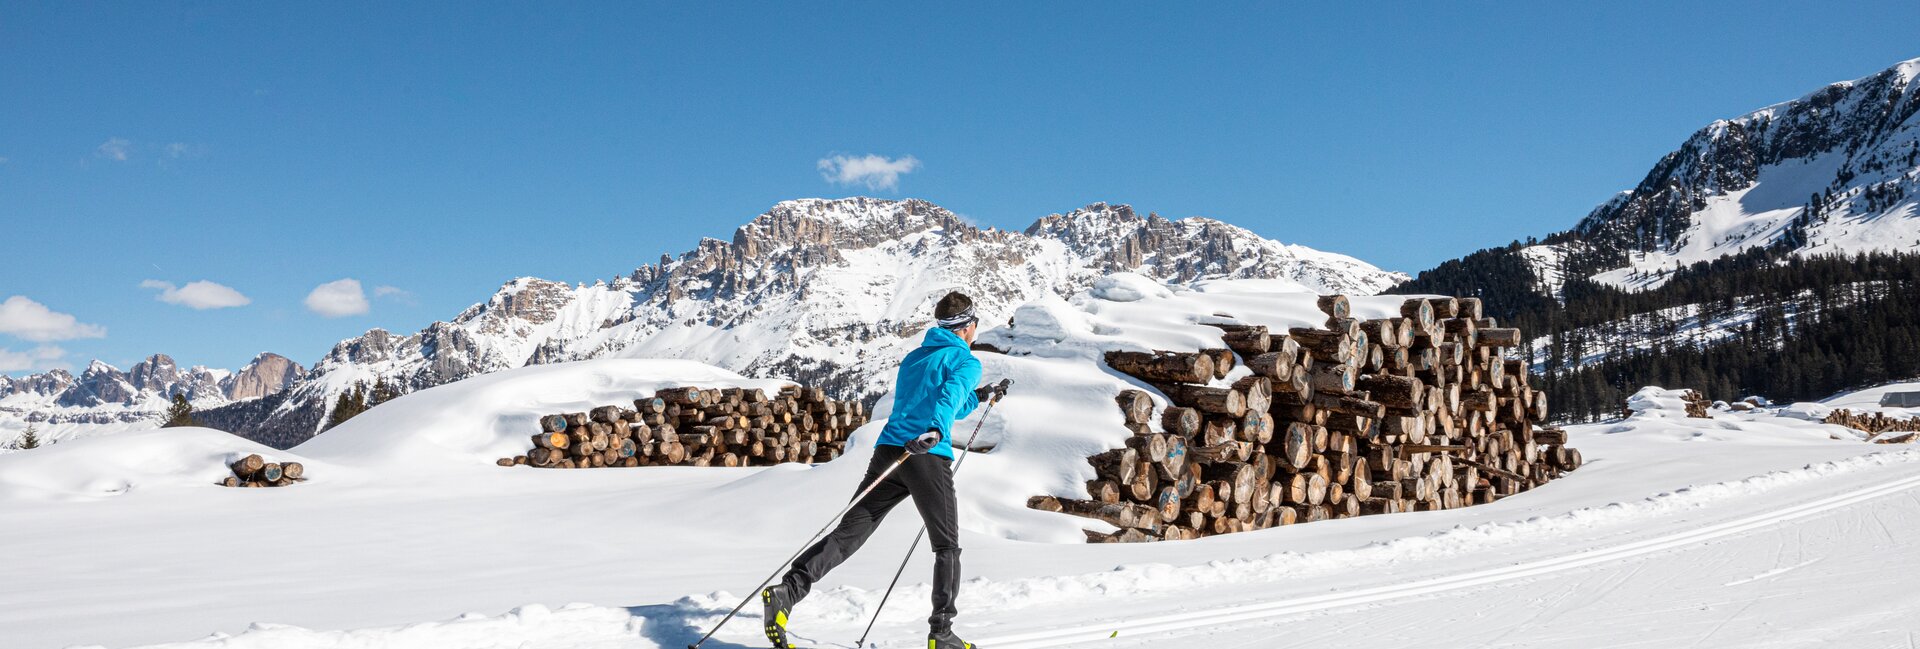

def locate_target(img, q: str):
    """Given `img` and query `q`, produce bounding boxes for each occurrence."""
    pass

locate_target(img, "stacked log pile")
[1031,295,1581,542]
[221,453,305,487]
[498,385,868,468]
[1824,409,1920,443]
[1682,390,1714,418]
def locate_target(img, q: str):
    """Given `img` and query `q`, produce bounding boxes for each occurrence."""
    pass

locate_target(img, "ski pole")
[855,383,1006,648]
[687,450,915,649]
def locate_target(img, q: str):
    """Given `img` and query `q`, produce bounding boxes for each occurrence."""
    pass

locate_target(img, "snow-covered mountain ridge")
[7,198,1403,448]
[1541,56,1920,289]
[1,353,302,441]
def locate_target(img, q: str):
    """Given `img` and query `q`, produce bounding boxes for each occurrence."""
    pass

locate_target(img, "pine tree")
[162,393,197,428]
[15,423,41,450]
[369,378,401,407]
[326,383,370,430]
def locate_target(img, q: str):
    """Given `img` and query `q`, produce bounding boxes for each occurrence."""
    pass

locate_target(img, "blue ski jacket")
[874,326,982,460]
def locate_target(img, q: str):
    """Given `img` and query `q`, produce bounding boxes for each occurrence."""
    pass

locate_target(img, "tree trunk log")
[1104,350,1215,384]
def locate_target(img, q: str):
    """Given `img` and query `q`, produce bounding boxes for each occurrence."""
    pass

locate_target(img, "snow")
[0,427,314,502]
[1588,152,1909,290]
[1516,243,1569,298]
[3,276,1917,649]
[1777,379,1920,423]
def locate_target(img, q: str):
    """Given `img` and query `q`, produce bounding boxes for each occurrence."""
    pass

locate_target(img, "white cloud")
[817,154,921,191]
[0,296,107,342]
[96,137,132,162]
[140,279,251,310]
[304,279,369,318]
[0,345,68,372]
[162,142,206,161]
[372,285,417,305]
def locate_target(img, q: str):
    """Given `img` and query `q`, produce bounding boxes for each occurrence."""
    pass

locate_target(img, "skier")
[762,291,1006,649]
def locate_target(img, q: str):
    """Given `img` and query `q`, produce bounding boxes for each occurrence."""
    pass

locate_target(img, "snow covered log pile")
[1681,390,1714,418]
[1034,295,1580,542]
[221,453,305,487]
[498,385,868,468]
[1824,409,1920,443]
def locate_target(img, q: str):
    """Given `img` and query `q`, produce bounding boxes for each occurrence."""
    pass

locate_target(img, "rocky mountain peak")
[225,353,304,401]
[324,329,401,366]
[455,278,576,332]
[127,354,179,392]
[730,197,982,260]
[83,359,121,377]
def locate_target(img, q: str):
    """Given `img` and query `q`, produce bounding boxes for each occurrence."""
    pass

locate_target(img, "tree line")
[1393,246,1920,422]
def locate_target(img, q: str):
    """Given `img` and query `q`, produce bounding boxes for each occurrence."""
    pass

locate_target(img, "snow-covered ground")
[1777,379,1920,423]
[3,278,1916,649]
[1820,380,1920,419]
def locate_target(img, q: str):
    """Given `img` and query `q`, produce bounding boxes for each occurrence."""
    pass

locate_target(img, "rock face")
[224,353,304,401]
[182,197,1402,448]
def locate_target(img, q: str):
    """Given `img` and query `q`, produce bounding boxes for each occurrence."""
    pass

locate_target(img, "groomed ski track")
[977,459,1920,648]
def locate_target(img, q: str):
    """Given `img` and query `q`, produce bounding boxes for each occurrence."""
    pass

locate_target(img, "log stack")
[221,453,305,487]
[499,385,868,468]
[1036,294,1581,542]
[1824,408,1920,443]
[1682,390,1714,418]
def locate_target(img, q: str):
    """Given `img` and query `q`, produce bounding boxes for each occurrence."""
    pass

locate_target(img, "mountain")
[1,353,303,439]
[1569,57,1916,289]
[178,197,1402,448]
[1393,56,1920,421]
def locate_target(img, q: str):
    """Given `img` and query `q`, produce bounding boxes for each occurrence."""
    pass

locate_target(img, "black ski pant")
[780,444,961,634]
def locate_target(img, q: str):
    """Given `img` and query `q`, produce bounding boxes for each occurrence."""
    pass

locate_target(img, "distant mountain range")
[1,353,301,430]
[5,198,1404,447]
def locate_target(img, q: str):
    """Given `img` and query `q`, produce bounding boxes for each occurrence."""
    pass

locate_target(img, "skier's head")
[935,291,978,343]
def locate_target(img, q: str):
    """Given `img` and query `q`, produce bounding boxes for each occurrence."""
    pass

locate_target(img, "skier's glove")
[973,378,1013,402]
[905,429,943,455]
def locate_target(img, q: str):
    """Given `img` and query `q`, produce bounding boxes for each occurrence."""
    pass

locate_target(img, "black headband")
[936,305,977,330]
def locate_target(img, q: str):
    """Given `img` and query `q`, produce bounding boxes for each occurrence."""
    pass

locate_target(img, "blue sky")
[3,2,1917,376]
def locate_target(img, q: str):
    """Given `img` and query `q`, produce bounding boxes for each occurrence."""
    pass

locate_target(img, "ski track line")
[978,468,1920,648]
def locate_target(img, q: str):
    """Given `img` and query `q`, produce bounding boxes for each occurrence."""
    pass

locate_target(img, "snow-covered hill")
[1544,57,1920,290]
[2,276,1914,649]
[179,198,1404,448]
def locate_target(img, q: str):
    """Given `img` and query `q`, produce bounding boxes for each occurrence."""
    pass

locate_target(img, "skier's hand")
[974,378,1012,402]
[905,429,942,455]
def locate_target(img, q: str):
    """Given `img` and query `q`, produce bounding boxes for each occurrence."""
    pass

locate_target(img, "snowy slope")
[3,276,1916,649]
[189,198,1406,448]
